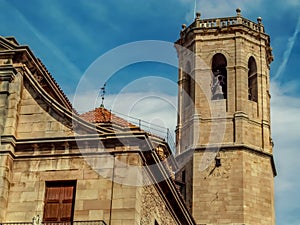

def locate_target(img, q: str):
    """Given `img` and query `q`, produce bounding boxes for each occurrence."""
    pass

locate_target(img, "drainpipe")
[108,154,115,225]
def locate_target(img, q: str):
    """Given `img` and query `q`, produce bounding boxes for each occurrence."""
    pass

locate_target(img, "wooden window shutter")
[44,181,76,222]
[60,186,74,221]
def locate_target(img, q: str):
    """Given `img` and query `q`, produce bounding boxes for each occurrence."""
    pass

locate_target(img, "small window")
[43,181,76,223]
[211,53,227,100]
[248,56,258,102]
[182,170,186,182]
[155,220,159,225]
[183,61,193,106]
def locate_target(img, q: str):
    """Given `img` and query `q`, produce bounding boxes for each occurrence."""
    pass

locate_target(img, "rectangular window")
[44,181,76,223]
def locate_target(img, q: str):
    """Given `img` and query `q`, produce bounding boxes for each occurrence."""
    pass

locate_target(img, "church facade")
[0,37,194,225]
[0,9,275,225]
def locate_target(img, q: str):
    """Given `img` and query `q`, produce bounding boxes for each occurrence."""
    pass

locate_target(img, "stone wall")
[5,150,186,225]
[6,155,113,222]
[5,152,140,224]
[140,177,179,225]
[16,80,74,139]
[242,150,275,224]
[192,149,275,225]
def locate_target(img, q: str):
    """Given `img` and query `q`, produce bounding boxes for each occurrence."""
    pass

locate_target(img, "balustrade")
[180,8,264,36]
[1,221,106,225]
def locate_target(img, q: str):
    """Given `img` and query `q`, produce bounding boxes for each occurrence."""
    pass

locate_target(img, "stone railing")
[1,221,107,225]
[0,223,32,225]
[196,17,238,28]
[180,8,264,36]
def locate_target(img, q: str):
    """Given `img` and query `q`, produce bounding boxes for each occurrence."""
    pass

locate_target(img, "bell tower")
[175,9,276,225]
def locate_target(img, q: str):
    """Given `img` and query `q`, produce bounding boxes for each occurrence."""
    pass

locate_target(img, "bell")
[212,74,225,100]
[214,83,224,95]
[212,81,224,100]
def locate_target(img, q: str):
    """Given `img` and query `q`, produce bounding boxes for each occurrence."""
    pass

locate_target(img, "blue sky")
[1,0,300,224]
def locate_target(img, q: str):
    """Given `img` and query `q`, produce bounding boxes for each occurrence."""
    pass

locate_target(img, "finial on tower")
[100,82,106,108]
[196,12,201,19]
[257,16,262,24]
[236,8,241,16]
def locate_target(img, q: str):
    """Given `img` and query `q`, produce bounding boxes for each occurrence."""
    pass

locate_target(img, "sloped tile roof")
[80,107,138,128]
[36,58,75,112]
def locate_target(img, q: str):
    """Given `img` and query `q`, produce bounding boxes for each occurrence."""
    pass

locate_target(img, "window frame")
[43,180,77,223]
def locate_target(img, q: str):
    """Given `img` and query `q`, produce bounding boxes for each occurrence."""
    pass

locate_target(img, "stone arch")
[211,53,227,100]
[248,56,258,102]
[207,50,231,67]
[183,61,194,106]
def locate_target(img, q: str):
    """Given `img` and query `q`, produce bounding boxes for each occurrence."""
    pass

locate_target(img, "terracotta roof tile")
[80,107,138,128]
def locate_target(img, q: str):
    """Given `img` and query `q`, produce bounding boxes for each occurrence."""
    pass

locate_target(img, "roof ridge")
[36,58,76,113]
[80,107,139,129]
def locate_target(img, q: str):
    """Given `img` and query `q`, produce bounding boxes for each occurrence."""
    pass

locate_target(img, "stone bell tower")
[175,9,276,225]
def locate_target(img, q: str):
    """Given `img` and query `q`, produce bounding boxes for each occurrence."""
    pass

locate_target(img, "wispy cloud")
[2,0,82,80]
[181,0,263,23]
[273,16,300,80]
[271,81,300,224]
[107,93,177,136]
[81,1,121,33]
[286,0,300,7]
[36,1,96,49]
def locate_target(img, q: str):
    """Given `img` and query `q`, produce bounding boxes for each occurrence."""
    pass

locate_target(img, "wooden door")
[44,181,76,223]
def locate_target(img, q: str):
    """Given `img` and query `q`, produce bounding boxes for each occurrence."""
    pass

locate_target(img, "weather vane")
[100,82,106,108]
[194,0,197,18]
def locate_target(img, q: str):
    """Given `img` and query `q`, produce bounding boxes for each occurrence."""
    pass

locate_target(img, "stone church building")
[0,9,276,225]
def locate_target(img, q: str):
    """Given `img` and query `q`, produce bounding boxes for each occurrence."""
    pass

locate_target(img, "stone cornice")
[0,65,17,82]
[22,68,114,135]
[0,43,74,112]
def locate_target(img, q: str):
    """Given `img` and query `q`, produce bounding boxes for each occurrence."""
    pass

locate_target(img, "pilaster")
[0,153,13,221]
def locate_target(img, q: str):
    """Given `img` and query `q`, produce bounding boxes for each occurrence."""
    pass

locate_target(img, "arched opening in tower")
[248,56,258,102]
[211,53,227,100]
[183,61,193,106]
